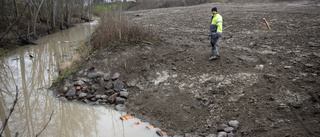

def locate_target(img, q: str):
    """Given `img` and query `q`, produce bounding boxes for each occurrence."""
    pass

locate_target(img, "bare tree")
[11,0,18,18]
[33,0,45,38]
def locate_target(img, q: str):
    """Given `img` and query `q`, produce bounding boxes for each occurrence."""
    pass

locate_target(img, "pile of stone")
[182,120,240,137]
[58,71,129,111]
[215,120,239,137]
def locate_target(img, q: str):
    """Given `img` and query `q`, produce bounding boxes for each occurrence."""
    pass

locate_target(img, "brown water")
[0,21,161,137]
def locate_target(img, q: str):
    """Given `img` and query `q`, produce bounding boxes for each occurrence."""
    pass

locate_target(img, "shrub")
[91,10,157,50]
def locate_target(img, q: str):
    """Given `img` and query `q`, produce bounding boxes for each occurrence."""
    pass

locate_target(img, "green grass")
[0,48,5,56]
[52,65,81,86]
[94,4,118,13]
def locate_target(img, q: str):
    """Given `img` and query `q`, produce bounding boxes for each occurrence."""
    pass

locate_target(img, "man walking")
[209,7,223,60]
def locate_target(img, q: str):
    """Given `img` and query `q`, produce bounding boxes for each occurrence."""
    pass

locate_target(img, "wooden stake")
[263,18,271,30]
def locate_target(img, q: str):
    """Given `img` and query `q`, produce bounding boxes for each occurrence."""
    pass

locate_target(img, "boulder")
[207,134,217,137]
[59,97,68,102]
[91,84,100,90]
[112,72,120,80]
[108,93,119,104]
[120,91,129,98]
[115,104,126,111]
[87,94,95,99]
[101,95,108,99]
[227,132,234,137]
[116,97,126,104]
[66,87,76,97]
[113,80,124,92]
[104,73,111,81]
[106,89,115,95]
[95,94,101,99]
[88,73,100,78]
[63,87,68,92]
[105,82,113,89]
[217,132,227,137]
[79,92,87,98]
[74,80,85,86]
[224,127,234,133]
[228,120,239,129]
[217,124,228,132]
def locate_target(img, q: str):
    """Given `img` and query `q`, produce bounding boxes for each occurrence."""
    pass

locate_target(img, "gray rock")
[115,104,126,111]
[59,97,68,102]
[217,124,228,132]
[228,120,240,129]
[98,99,106,104]
[79,92,87,98]
[224,127,234,133]
[120,91,129,98]
[136,101,143,106]
[112,72,120,80]
[104,73,111,81]
[63,87,68,92]
[74,80,85,86]
[88,73,100,78]
[91,97,96,101]
[106,89,115,95]
[101,95,107,99]
[105,82,113,89]
[206,134,217,137]
[227,132,234,137]
[108,93,119,104]
[172,67,177,71]
[64,82,73,87]
[87,94,95,99]
[91,84,100,90]
[95,94,101,99]
[113,80,124,92]
[217,132,227,137]
[66,87,76,97]
[116,97,126,104]
[284,66,292,69]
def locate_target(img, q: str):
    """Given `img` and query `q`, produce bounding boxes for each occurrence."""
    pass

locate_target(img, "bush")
[91,10,157,50]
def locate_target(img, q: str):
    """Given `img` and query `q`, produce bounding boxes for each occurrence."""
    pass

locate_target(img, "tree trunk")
[11,0,18,18]
[66,0,71,28]
[50,0,55,30]
[33,0,45,38]
[60,0,64,30]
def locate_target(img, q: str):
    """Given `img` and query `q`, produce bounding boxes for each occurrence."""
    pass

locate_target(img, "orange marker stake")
[146,125,155,130]
[156,130,167,136]
[263,18,271,30]
[120,115,135,120]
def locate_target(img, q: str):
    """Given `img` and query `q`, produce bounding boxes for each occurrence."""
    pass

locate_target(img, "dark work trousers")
[210,36,219,57]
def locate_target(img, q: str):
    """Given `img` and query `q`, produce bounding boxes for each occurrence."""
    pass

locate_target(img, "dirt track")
[55,1,320,136]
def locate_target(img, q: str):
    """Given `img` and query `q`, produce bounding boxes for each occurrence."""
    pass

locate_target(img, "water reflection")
[0,20,160,137]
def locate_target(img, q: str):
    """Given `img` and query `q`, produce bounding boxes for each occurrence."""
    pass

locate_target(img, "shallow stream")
[0,21,161,137]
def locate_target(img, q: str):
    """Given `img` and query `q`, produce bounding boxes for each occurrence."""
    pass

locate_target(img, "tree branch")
[0,2,29,42]
[0,86,19,137]
[35,110,54,137]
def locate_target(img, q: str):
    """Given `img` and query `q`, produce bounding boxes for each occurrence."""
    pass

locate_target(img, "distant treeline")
[0,0,99,48]
[0,0,218,50]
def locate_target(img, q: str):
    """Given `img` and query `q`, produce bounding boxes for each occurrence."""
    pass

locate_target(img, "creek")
[0,20,160,137]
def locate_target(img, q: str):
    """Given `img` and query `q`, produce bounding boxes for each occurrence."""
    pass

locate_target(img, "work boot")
[209,56,218,60]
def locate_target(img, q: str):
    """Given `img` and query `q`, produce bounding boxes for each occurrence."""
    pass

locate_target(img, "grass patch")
[0,48,5,56]
[52,65,80,86]
[52,36,93,85]
[91,10,158,50]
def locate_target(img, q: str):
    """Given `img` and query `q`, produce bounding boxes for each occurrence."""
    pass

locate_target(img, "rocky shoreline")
[55,67,129,112]
[53,66,243,137]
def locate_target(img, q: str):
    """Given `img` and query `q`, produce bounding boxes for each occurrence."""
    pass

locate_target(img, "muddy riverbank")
[53,1,320,136]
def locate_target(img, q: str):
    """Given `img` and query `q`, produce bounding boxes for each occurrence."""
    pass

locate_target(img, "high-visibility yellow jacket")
[211,13,223,33]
